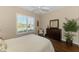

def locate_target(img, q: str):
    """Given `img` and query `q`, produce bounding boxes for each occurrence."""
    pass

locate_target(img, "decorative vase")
[66,39,73,46]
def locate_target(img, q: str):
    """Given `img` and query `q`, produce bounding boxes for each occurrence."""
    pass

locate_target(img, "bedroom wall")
[40,7,79,45]
[0,6,39,39]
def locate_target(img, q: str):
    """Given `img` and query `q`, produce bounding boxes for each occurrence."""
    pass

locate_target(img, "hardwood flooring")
[49,39,79,52]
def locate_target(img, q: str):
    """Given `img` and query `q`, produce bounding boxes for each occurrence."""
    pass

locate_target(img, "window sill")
[16,31,35,37]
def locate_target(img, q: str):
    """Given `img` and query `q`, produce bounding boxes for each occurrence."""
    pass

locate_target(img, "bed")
[5,34,54,52]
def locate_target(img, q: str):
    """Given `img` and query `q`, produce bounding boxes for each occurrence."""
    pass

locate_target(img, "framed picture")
[49,19,59,28]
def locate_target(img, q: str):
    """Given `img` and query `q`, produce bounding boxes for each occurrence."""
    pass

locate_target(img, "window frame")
[16,14,35,35]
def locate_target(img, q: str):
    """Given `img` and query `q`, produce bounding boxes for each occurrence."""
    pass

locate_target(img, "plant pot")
[66,39,73,46]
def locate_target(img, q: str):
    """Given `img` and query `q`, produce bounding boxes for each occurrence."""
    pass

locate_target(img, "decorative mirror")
[49,19,59,28]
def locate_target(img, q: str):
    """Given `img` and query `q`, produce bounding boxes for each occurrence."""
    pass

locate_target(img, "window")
[16,14,35,33]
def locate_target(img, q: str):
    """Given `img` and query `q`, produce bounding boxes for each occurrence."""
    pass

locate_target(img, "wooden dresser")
[45,28,62,41]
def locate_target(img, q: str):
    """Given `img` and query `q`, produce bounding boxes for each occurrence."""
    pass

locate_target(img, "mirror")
[49,19,59,28]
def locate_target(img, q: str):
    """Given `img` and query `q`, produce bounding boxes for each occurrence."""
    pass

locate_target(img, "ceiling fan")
[31,6,53,14]
[20,6,63,14]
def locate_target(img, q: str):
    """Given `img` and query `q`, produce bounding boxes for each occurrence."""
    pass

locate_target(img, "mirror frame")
[49,19,59,28]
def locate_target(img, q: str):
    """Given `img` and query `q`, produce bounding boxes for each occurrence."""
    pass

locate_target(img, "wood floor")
[49,39,79,52]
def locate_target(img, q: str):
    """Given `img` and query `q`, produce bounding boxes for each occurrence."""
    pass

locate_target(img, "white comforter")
[5,34,54,52]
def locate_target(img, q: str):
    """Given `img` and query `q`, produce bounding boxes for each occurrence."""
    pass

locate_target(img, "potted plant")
[63,18,79,46]
[64,32,74,46]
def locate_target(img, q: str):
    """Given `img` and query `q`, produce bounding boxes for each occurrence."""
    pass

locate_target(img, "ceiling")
[20,6,63,14]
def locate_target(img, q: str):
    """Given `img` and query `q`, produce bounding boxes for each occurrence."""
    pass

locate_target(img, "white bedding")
[5,34,54,52]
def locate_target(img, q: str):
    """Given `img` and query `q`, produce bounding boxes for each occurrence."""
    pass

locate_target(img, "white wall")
[1,6,79,45]
[0,6,39,39]
[40,7,79,45]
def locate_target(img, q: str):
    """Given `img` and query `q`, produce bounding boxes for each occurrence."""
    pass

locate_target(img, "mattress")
[5,34,54,52]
